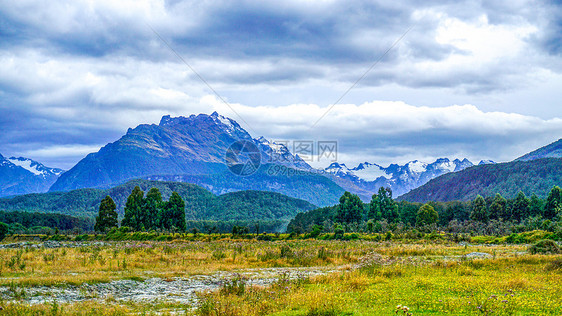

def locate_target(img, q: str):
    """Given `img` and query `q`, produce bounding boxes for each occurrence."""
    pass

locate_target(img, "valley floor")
[0,239,559,315]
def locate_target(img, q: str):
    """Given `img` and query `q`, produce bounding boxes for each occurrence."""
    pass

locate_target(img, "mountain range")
[400,138,562,202]
[49,112,313,192]
[323,158,493,197]
[1,112,560,207]
[0,154,63,198]
[516,138,562,161]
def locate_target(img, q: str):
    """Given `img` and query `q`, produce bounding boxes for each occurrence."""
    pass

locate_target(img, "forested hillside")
[0,179,316,222]
[398,158,562,203]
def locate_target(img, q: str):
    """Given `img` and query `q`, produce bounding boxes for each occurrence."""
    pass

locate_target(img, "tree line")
[95,186,186,232]
[288,185,562,235]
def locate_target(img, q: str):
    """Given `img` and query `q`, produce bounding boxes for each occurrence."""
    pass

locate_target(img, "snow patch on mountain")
[353,163,392,181]
[211,111,238,136]
[254,137,312,170]
[324,158,484,197]
[407,160,428,173]
[8,157,44,175]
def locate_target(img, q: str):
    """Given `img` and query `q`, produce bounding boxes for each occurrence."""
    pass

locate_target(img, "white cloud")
[1,0,561,170]
[206,99,562,166]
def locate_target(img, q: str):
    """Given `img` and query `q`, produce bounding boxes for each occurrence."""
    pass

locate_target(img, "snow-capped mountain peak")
[325,157,477,197]
[0,154,65,197]
[210,111,239,136]
[254,136,312,170]
[7,157,64,177]
[8,157,44,175]
[407,160,428,173]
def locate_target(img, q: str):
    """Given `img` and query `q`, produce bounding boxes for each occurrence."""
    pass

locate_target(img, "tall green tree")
[511,191,530,222]
[489,193,508,220]
[529,193,544,218]
[367,194,382,220]
[121,186,144,230]
[0,222,8,240]
[416,203,438,227]
[94,196,118,232]
[335,191,364,224]
[470,195,488,223]
[159,192,186,231]
[544,186,562,219]
[377,187,400,223]
[144,187,163,230]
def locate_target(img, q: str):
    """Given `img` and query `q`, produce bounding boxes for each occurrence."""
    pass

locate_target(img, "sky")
[1,0,561,170]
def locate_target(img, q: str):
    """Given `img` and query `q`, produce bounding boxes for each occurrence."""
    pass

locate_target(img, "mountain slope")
[516,138,562,161]
[1,179,316,221]
[50,113,246,192]
[325,158,475,197]
[146,164,345,207]
[398,158,562,203]
[48,112,345,205]
[0,154,64,197]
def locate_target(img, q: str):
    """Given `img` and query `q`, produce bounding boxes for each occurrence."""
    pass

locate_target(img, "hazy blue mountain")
[0,154,64,197]
[50,112,311,191]
[146,163,345,207]
[398,158,562,203]
[48,112,347,205]
[516,138,562,161]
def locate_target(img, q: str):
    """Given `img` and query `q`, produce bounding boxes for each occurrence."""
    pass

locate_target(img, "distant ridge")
[0,154,64,197]
[398,158,562,203]
[516,138,562,161]
[324,158,476,197]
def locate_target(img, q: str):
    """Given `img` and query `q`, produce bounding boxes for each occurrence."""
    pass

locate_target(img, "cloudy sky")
[1,0,561,170]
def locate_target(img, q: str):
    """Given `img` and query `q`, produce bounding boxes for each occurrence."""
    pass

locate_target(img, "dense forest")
[0,179,316,221]
[0,210,93,234]
[95,186,304,233]
[288,186,562,237]
[399,158,562,202]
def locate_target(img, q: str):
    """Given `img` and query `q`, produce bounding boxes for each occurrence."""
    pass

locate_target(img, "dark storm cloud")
[0,0,561,169]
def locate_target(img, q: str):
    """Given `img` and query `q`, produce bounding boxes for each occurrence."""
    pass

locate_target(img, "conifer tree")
[335,191,364,224]
[144,187,163,230]
[529,193,544,217]
[489,193,508,220]
[377,187,400,223]
[367,194,382,220]
[544,186,562,219]
[94,195,118,232]
[159,192,186,231]
[121,186,144,230]
[470,195,488,223]
[511,191,530,222]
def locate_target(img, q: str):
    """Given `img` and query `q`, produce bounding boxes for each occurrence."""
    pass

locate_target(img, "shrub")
[528,239,561,254]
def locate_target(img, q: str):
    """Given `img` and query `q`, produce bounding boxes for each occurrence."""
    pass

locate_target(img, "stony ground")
[0,266,338,306]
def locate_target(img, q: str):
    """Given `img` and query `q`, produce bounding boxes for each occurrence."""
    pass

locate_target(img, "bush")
[0,222,8,240]
[528,239,561,254]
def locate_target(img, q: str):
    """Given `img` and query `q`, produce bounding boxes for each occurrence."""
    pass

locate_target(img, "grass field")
[0,238,559,315]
